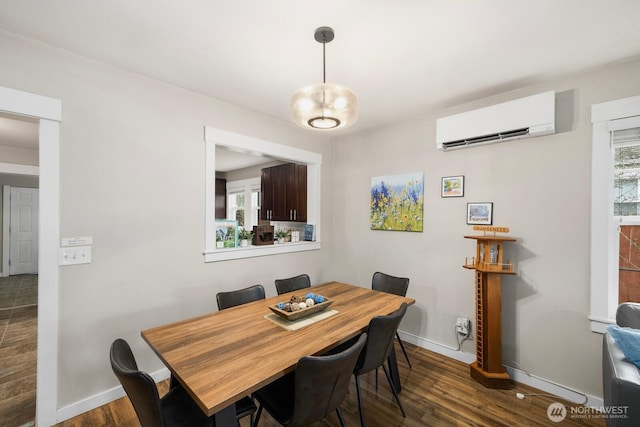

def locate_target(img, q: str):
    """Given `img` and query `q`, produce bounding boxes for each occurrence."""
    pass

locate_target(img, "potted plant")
[238,228,253,247]
[275,229,288,244]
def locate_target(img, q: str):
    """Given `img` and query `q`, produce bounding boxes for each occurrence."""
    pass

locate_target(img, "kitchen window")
[226,178,261,229]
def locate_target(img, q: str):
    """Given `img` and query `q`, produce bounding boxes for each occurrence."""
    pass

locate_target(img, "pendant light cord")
[321,40,327,118]
[322,41,326,84]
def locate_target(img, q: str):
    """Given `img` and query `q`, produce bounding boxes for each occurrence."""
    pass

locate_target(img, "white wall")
[0,144,38,165]
[0,30,335,411]
[331,57,640,398]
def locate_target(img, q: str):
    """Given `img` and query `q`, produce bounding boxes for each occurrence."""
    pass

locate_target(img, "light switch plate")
[58,246,92,266]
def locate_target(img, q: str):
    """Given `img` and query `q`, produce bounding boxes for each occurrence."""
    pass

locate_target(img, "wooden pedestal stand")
[463,226,516,389]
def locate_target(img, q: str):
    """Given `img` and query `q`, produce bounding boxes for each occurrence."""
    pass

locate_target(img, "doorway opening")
[0,113,39,425]
[0,85,61,426]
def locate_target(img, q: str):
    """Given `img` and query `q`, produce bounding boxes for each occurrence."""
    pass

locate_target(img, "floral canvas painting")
[370,172,424,232]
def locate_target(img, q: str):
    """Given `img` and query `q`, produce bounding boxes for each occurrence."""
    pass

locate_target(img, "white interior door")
[10,187,39,275]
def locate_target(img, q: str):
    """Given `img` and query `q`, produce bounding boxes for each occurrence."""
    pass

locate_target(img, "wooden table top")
[141,281,415,416]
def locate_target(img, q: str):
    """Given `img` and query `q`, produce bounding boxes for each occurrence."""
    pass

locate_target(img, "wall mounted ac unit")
[436,91,555,151]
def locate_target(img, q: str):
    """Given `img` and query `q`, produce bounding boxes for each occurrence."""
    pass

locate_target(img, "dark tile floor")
[0,274,37,427]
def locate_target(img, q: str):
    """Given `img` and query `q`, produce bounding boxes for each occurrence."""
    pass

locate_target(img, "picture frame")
[370,172,424,232]
[441,175,464,198]
[467,202,493,225]
[215,220,238,249]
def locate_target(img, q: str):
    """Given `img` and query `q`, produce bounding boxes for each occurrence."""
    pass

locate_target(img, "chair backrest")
[291,333,367,426]
[355,303,408,375]
[110,338,165,427]
[274,274,311,295]
[371,271,409,297]
[616,302,640,329]
[216,284,265,310]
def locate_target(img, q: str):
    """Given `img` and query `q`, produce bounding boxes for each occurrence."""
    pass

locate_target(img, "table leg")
[387,343,402,393]
[214,404,236,427]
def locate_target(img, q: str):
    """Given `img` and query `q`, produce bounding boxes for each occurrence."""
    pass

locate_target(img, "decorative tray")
[269,295,333,321]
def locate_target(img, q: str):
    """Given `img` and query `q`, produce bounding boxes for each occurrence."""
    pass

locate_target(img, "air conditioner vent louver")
[441,128,530,149]
[436,91,555,151]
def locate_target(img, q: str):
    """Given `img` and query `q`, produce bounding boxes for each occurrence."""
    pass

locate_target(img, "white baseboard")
[56,331,603,422]
[397,329,604,408]
[56,368,170,423]
[397,329,476,364]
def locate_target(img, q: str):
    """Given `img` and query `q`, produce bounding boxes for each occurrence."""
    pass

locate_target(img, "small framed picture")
[215,220,238,249]
[441,175,464,198]
[467,202,493,225]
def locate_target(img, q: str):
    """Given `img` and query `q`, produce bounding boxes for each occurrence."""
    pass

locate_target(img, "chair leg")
[336,407,346,427]
[381,363,406,417]
[396,331,412,368]
[252,405,263,427]
[249,394,255,427]
[375,367,379,390]
[169,374,182,390]
[354,373,366,427]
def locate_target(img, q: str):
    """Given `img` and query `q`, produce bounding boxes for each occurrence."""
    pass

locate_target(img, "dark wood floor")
[56,341,605,427]
[0,274,38,427]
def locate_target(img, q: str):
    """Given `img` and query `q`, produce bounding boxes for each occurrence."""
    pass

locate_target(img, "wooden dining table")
[141,281,415,426]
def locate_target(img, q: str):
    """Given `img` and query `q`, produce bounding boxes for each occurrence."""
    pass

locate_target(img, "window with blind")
[614,128,640,215]
[613,126,640,304]
[590,96,640,333]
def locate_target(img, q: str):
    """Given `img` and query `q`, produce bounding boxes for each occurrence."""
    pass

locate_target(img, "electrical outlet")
[456,317,470,337]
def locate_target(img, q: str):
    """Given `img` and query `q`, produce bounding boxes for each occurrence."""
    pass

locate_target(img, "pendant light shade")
[291,83,358,129]
[291,27,358,130]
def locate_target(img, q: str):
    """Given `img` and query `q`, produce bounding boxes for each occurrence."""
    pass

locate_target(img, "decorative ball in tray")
[269,293,333,321]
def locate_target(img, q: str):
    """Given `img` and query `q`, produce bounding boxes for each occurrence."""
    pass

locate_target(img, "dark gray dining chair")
[353,303,408,427]
[215,284,264,425]
[274,274,311,295]
[371,271,412,368]
[110,338,215,427]
[252,333,367,427]
[216,284,265,310]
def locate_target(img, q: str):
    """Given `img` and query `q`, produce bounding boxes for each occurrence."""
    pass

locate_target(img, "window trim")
[204,127,322,262]
[590,95,640,333]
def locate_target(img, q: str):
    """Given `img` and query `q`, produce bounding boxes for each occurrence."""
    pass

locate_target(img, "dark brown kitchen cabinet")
[260,166,283,220]
[293,164,307,221]
[261,163,307,222]
[215,178,227,219]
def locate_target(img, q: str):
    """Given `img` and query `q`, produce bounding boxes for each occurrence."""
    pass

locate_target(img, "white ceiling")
[1,1,640,145]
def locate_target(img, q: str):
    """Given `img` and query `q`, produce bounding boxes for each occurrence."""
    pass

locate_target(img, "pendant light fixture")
[291,26,358,130]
